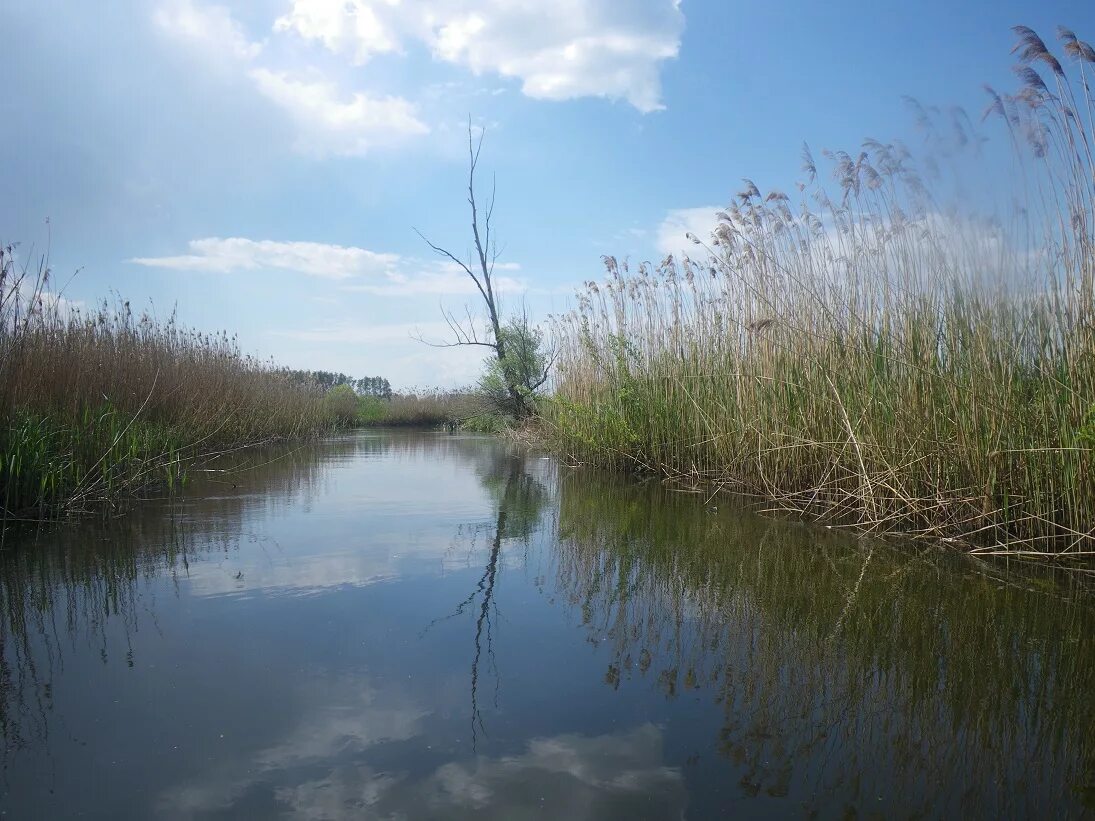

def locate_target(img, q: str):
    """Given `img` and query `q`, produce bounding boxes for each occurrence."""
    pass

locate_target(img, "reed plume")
[545,25,1095,558]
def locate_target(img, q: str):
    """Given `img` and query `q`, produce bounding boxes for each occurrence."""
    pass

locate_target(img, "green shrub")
[325,384,359,427]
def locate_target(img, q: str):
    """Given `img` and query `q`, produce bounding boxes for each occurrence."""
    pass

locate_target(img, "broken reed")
[547,26,1095,557]
[1,256,338,519]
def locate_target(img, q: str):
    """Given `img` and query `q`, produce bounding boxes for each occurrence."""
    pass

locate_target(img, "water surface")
[1,430,1093,818]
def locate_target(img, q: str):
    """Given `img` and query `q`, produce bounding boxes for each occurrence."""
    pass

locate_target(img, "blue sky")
[3,0,1093,388]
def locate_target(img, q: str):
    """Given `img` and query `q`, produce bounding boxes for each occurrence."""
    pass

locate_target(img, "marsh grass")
[547,26,1095,557]
[358,389,503,430]
[0,253,336,520]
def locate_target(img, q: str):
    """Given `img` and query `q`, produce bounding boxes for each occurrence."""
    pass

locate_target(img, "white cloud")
[277,724,686,818]
[274,0,684,112]
[154,0,684,159]
[154,0,262,61]
[274,322,449,344]
[130,238,523,295]
[160,718,685,819]
[274,0,402,64]
[2,280,85,325]
[343,262,523,297]
[248,68,428,156]
[158,674,430,817]
[130,238,400,279]
[655,206,720,256]
[154,1,426,156]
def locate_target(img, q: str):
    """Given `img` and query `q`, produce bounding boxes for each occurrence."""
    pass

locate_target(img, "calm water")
[1,430,1094,819]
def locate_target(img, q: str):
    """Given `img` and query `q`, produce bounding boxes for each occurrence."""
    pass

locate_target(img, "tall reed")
[0,253,336,519]
[546,25,1095,557]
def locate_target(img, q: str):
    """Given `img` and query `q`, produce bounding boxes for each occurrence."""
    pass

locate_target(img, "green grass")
[1,406,187,517]
[545,25,1095,557]
[356,390,505,430]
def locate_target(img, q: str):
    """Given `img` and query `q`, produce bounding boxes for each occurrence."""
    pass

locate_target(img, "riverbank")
[357,390,505,431]
[543,29,1095,559]
[0,256,342,521]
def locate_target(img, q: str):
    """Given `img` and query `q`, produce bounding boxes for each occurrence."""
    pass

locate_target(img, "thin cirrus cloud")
[130,238,524,295]
[274,0,686,113]
[341,261,523,296]
[273,322,451,344]
[130,238,401,280]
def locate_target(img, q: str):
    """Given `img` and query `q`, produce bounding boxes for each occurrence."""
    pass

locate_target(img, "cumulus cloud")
[130,238,400,279]
[277,724,686,819]
[159,675,430,817]
[655,206,721,255]
[154,0,684,157]
[248,68,429,155]
[154,0,426,155]
[274,0,402,64]
[274,0,685,112]
[154,0,263,61]
[160,720,685,819]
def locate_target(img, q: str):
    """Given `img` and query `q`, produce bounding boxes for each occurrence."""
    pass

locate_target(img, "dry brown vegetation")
[1,254,336,519]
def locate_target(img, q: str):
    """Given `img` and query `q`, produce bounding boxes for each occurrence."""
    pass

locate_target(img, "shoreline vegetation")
[0,257,344,523]
[0,255,505,524]
[543,25,1095,559]
[357,390,504,431]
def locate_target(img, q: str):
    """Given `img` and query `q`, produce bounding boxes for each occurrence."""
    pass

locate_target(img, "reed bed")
[546,25,1095,557]
[358,389,500,430]
[1,255,337,520]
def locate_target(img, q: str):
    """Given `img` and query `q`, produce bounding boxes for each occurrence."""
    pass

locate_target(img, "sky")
[3,0,1093,388]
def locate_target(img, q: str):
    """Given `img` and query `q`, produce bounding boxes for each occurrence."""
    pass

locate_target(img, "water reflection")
[0,431,1093,818]
[424,451,552,748]
[268,724,686,820]
[554,470,1095,816]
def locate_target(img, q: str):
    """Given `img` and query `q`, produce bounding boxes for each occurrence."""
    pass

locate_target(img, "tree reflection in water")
[428,449,550,749]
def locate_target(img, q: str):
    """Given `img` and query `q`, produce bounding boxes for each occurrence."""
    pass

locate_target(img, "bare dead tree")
[414,119,550,417]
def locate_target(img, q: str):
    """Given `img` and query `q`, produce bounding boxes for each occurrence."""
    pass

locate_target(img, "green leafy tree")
[478,316,551,418]
[354,376,392,399]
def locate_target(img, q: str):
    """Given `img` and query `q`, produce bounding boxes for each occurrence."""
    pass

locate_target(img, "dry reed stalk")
[546,25,1095,558]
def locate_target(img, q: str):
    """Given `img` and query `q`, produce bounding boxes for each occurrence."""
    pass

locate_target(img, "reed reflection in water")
[0,430,1093,818]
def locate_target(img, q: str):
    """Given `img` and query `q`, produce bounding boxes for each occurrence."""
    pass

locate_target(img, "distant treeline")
[287,370,392,399]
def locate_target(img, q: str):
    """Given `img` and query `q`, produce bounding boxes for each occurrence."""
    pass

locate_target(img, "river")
[1,429,1093,818]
